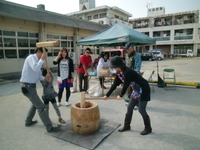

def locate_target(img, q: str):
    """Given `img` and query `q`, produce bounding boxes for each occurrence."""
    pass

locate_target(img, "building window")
[143,32,149,36]
[187,29,193,35]
[3,31,15,36]
[87,16,92,20]
[0,49,3,59]
[18,39,28,47]
[29,33,38,38]
[165,18,172,26]
[93,14,98,19]
[46,34,74,55]
[99,21,104,24]
[100,13,106,18]
[53,49,60,56]
[175,30,183,35]
[18,32,28,37]
[174,44,193,54]
[61,41,67,47]
[4,38,16,47]
[174,29,193,40]
[30,49,35,54]
[153,31,160,37]
[19,49,29,58]
[0,30,39,59]
[0,37,3,47]
[30,39,38,47]
[5,49,17,58]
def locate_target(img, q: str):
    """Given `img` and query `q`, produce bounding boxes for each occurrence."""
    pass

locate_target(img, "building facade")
[0,1,107,76]
[129,7,200,56]
[68,0,132,27]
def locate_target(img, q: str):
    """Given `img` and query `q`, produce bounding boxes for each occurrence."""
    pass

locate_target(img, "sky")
[5,0,200,18]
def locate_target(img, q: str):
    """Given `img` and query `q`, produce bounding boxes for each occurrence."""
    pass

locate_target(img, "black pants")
[127,97,149,119]
[58,87,70,103]
[42,97,56,105]
[79,72,88,91]
[99,77,105,88]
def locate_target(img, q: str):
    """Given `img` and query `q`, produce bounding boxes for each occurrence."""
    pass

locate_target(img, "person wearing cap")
[123,42,142,106]
[123,42,141,73]
[77,48,93,92]
[104,56,152,135]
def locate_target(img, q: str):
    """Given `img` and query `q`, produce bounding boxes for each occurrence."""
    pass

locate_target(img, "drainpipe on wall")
[37,4,46,41]
[71,28,80,93]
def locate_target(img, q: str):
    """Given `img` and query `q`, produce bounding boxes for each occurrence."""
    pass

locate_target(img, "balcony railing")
[154,37,170,41]
[174,35,193,40]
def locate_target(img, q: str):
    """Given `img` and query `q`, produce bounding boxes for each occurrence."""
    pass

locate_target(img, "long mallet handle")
[36,41,59,75]
[85,97,117,100]
[42,47,50,75]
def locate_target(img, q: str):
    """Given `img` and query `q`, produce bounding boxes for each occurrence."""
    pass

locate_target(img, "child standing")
[41,68,65,124]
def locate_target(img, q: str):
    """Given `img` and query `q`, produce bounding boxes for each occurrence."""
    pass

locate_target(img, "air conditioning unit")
[69,52,77,64]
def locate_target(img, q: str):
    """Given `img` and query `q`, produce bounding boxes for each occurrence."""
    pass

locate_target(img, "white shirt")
[97,58,110,76]
[59,60,69,81]
[20,54,45,83]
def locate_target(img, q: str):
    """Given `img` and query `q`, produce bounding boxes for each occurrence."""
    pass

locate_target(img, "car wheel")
[149,58,152,61]
[157,57,161,60]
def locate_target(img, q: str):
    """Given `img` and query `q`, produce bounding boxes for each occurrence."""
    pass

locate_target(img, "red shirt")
[77,54,92,73]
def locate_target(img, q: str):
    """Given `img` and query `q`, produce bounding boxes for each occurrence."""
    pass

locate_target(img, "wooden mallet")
[36,41,59,74]
[36,41,59,48]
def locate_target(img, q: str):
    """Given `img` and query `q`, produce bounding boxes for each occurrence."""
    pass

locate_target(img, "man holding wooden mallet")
[20,41,62,132]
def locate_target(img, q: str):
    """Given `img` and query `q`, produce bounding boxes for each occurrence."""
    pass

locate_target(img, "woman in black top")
[104,56,152,135]
[53,47,74,107]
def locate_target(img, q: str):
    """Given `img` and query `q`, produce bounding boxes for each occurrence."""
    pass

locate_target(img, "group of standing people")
[20,42,152,135]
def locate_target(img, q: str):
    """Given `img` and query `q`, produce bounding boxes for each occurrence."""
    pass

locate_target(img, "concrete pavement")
[0,58,200,150]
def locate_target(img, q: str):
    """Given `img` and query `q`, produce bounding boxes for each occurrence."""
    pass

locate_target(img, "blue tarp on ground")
[76,24,156,46]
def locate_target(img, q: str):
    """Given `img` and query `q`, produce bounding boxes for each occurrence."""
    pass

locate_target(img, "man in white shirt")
[20,47,61,132]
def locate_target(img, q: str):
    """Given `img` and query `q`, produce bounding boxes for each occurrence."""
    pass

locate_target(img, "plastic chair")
[163,69,176,89]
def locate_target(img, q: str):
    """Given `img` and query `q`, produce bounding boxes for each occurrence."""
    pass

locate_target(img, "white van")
[148,49,164,60]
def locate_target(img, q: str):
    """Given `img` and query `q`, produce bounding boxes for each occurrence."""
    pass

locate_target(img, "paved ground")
[0,58,200,150]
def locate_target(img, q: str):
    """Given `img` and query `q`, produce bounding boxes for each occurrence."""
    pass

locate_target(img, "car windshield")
[101,51,121,57]
[152,52,160,55]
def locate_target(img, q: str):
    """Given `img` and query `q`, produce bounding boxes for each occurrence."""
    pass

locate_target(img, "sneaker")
[134,106,138,110]
[58,118,66,124]
[65,101,70,106]
[25,120,38,127]
[57,102,61,107]
[47,125,62,133]
[71,90,77,93]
